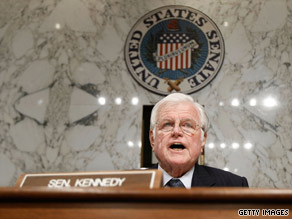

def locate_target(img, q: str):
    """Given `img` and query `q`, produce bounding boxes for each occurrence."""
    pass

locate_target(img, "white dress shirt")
[158,165,195,189]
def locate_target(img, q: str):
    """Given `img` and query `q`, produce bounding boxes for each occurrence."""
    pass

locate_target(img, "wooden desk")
[0,187,291,219]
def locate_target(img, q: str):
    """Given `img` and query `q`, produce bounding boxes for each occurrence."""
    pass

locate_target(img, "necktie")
[166,178,185,188]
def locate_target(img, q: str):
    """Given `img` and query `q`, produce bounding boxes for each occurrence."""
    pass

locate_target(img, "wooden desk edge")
[0,187,292,203]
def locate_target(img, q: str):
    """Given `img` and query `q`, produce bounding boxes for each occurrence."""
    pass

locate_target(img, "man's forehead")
[157,101,199,117]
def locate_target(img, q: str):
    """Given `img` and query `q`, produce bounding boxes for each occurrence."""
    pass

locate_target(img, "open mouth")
[170,143,185,151]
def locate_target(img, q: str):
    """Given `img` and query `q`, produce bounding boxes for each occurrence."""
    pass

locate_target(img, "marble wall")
[0,0,291,188]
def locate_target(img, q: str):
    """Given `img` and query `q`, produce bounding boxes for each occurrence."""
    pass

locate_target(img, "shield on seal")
[155,20,198,71]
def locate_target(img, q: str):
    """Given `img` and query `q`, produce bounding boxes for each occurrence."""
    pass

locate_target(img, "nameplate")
[15,170,162,188]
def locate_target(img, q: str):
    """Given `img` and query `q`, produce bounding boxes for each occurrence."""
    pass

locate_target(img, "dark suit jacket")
[152,163,249,187]
[191,163,248,187]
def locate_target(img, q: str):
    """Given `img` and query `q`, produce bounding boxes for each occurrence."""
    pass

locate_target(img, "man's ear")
[149,129,155,150]
[201,132,207,153]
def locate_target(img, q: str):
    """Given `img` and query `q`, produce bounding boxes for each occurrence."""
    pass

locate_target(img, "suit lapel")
[191,163,216,187]
[151,163,216,187]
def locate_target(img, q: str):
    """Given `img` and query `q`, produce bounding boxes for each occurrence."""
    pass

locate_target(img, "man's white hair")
[150,93,209,133]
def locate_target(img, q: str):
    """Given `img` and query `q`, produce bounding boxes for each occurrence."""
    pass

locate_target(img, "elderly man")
[149,93,248,188]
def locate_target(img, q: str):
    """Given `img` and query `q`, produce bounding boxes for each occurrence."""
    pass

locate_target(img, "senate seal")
[124,5,225,95]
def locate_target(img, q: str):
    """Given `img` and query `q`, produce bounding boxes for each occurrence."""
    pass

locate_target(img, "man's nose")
[172,123,183,136]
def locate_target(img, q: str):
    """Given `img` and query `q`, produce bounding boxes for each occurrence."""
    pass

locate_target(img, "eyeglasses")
[156,119,201,135]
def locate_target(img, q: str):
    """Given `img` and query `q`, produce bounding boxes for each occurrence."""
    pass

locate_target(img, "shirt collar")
[158,165,195,189]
